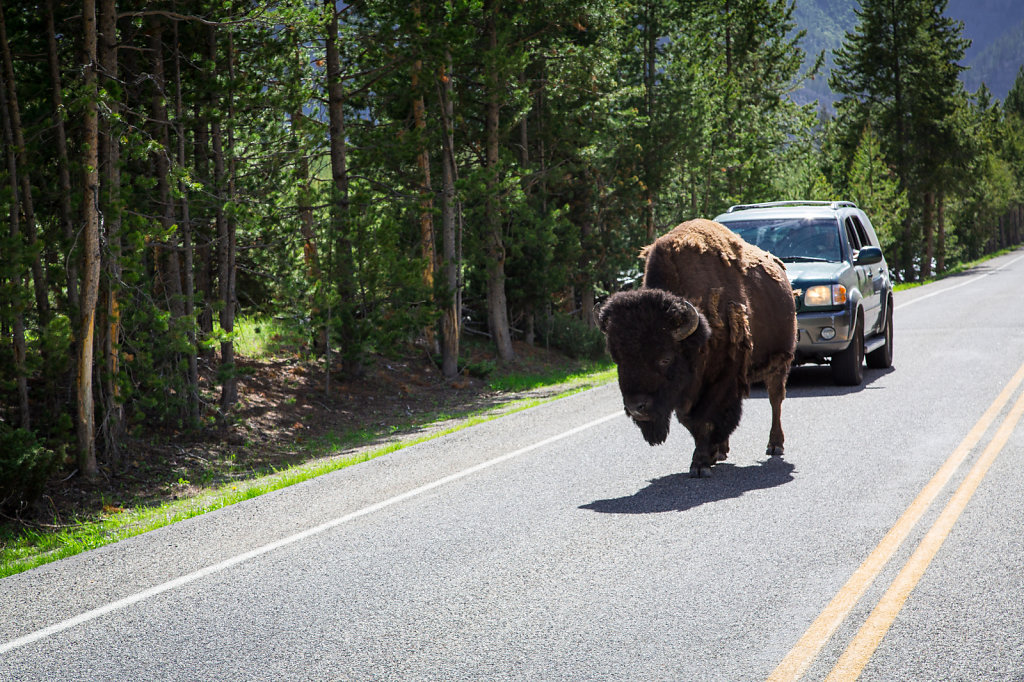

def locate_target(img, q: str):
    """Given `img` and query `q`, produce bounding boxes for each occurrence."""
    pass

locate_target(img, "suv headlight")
[804,284,847,306]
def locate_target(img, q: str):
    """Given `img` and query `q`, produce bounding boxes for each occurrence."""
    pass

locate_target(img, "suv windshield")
[726,217,842,263]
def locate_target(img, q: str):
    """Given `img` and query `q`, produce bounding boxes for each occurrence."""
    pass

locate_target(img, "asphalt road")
[2,248,1024,681]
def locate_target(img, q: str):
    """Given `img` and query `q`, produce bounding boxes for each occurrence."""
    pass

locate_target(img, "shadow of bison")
[581,456,796,514]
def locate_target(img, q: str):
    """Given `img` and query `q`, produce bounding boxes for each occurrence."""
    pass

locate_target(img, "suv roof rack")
[725,200,858,213]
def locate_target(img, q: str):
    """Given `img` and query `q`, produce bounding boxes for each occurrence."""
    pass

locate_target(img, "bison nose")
[624,395,652,419]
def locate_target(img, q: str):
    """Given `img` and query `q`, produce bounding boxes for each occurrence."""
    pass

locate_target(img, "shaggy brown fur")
[599,219,796,478]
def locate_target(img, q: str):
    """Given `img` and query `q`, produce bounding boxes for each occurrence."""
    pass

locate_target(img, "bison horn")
[672,300,700,341]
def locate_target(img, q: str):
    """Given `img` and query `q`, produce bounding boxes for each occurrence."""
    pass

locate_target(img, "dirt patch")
[10,341,609,531]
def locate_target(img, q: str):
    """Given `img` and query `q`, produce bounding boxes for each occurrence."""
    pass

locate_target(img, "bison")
[597,218,797,478]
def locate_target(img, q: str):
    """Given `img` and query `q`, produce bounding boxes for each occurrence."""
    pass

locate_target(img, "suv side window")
[857,212,882,247]
[849,215,871,248]
[844,217,862,258]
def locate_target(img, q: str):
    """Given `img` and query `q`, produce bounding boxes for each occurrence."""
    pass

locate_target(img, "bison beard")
[631,403,673,446]
[636,415,671,446]
[598,218,796,479]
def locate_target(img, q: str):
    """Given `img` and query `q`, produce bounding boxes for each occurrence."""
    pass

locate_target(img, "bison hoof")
[766,444,784,457]
[689,464,713,478]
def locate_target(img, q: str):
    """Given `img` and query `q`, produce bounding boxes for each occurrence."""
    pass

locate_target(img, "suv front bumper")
[794,309,853,361]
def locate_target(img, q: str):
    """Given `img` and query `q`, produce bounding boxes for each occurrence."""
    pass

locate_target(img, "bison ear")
[670,300,701,342]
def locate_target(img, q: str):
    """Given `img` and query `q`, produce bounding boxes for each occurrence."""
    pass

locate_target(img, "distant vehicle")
[714,201,894,385]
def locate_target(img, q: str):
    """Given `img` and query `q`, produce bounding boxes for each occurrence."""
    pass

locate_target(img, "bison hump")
[650,218,784,276]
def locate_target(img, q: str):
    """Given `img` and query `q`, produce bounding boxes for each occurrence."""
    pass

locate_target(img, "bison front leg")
[689,448,715,478]
[681,394,742,478]
[685,424,731,478]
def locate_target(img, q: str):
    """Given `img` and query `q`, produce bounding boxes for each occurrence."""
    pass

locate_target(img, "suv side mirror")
[855,246,883,265]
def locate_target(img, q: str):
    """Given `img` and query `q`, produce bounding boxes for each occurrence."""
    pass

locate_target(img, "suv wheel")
[831,317,864,386]
[866,302,893,369]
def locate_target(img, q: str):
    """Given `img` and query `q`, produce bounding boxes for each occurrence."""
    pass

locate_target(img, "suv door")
[844,214,882,333]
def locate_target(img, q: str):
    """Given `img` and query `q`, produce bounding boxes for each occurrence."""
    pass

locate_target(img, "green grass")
[230,315,308,359]
[489,360,615,392]
[0,366,614,578]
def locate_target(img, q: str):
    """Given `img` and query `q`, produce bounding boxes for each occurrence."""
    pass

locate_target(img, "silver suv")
[714,201,894,385]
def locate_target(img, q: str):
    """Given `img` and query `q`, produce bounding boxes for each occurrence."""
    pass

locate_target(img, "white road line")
[0,410,623,656]
[895,254,1024,311]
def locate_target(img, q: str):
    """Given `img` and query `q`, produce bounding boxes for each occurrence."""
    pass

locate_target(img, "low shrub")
[536,312,607,360]
[0,424,61,512]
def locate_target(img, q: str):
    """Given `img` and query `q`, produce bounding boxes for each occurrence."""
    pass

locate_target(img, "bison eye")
[657,354,673,370]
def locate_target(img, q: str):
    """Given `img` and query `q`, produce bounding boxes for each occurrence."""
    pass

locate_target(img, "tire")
[866,301,894,369]
[831,316,864,386]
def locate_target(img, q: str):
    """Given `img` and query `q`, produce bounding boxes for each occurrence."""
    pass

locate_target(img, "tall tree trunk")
[887,5,913,280]
[1013,205,1020,247]
[212,26,238,411]
[413,67,436,352]
[150,18,184,319]
[936,192,946,274]
[518,74,529,169]
[77,0,101,480]
[642,0,657,242]
[325,0,361,378]
[45,0,79,331]
[173,22,199,422]
[0,0,48,326]
[292,111,321,281]
[922,190,934,280]
[98,0,123,461]
[226,32,238,374]
[289,20,322,288]
[193,102,215,348]
[722,0,736,199]
[483,0,514,362]
[292,109,327,378]
[0,63,29,430]
[412,2,436,353]
[580,207,595,328]
[438,54,460,379]
[519,74,536,346]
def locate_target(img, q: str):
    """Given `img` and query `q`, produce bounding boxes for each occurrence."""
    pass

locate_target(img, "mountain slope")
[792,0,1024,107]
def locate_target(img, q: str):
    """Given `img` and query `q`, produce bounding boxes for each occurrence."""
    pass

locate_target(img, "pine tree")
[847,124,907,253]
[1001,67,1024,185]
[951,85,1019,259]
[1004,66,1024,122]
[830,0,969,280]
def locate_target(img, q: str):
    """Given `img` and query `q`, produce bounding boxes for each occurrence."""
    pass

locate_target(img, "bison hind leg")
[764,352,792,457]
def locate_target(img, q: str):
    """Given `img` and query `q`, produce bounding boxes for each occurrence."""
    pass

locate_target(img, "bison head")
[597,289,711,445]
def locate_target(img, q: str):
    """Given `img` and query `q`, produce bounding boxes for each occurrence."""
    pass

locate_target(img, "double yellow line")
[769,359,1024,681]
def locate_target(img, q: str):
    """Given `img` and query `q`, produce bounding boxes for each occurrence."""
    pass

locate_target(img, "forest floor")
[14,340,612,536]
